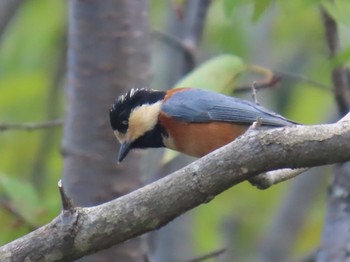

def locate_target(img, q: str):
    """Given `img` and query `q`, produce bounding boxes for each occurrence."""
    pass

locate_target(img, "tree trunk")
[62,0,151,261]
[150,1,211,261]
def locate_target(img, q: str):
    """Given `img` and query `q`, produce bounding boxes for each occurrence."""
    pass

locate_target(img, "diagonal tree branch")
[1,116,350,261]
[0,0,24,42]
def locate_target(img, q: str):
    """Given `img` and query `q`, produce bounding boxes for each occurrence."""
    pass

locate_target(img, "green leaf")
[252,0,272,22]
[223,0,246,18]
[174,54,246,93]
[331,47,350,67]
[0,174,42,226]
[322,0,350,25]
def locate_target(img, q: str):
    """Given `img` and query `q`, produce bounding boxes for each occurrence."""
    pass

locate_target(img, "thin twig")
[58,180,75,211]
[186,248,226,262]
[273,70,332,91]
[152,29,194,64]
[0,196,38,231]
[0,0,24,42]
[321,7,350,115]
[0,119,63,132]
[249,168,309,189]
[251,81,260,105]
[235,71,331,94]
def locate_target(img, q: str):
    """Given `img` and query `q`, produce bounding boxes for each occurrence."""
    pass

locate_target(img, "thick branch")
[1,118,350,261]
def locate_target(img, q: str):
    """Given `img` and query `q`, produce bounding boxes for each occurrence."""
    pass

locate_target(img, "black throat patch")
[131,123,167,149]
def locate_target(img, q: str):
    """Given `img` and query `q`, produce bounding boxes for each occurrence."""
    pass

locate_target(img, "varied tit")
[109,88,297,162]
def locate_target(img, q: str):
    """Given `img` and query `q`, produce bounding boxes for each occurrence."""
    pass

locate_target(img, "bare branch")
[0,0,24,41]
[273,70,331,91]
[187,248,226,262]
[321,7,350,115]
[250,168,309,189]
[153,29,194,62]
[0,197,37,231]
[0,116,350,261]
[235,71,331,94]
[0,120,63,132]
[251,81,260,105]
[58,180,75,211]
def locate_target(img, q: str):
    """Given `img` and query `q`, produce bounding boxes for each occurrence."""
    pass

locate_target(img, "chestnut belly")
[161,119,248,158]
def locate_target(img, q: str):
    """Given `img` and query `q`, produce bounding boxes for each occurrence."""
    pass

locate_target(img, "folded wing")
[161,89,296,127]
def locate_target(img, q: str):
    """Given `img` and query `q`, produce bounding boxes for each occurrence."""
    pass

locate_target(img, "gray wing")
[161,89,297,127]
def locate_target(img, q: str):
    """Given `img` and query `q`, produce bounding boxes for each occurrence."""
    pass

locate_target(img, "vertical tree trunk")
[318,8,350,262]
[62,0,151,261]
[150,1,211,261]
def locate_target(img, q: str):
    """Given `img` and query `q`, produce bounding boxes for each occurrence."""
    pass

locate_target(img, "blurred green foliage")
[174,54,247,92]
[0,0,65,244]
[0,0,348,261]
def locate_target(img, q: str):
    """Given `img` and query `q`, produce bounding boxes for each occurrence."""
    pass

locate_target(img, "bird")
[109,87,297,162]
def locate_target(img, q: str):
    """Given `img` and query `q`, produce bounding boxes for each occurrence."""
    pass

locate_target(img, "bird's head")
[110,88,166,162]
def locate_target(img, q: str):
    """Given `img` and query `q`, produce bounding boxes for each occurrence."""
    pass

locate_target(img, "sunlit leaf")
[174,54,247,93]
[322,0,350,25]
[331,47,350,67]
[0,174,42,227]
[223,0,246,17]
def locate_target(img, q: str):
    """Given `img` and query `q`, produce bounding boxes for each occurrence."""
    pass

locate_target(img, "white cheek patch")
[128,102,162,142]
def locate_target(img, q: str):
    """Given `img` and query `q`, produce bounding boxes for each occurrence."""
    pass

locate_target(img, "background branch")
[1,118,350,261]
[321,7,350,115]
[187,248,226,262]
[149,1,211,261]
[0,0,24,42]
[0,196,37,231]
[0,120,63,132]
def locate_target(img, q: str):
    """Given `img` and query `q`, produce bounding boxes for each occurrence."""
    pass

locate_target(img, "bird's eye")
[122,120,128,126]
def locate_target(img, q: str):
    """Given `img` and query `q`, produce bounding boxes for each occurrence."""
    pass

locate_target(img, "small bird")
[110,88,297,162]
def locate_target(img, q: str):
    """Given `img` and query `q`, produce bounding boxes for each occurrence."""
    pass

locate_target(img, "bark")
[62,0,151,261]
[0,0,23,41]
[259,167,327,262]
[150,1,211,261]
[318,162,350,262]
[321,7,350,115]
[318,7,350,262]
[1,117,350,261]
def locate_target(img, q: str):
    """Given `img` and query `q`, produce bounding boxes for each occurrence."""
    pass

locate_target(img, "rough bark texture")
[321,8,350,115]
[259,167,326,262]
[318,163,350,262]
[150,1,211,261]
[62,0,151,261]
[1,119,350,262]
[318,7,350,262]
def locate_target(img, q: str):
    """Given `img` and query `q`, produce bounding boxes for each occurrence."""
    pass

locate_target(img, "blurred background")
[0,0,349,261]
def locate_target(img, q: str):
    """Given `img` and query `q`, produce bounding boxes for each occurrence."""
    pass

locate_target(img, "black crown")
[109,88,165,133]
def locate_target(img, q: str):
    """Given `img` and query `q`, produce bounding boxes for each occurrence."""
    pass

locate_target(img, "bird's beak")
[118,142,131,163]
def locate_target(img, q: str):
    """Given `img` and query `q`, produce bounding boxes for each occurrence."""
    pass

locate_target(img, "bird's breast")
[159,113,248,158]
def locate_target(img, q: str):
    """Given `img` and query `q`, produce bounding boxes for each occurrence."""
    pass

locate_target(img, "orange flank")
[159,112,248,158]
